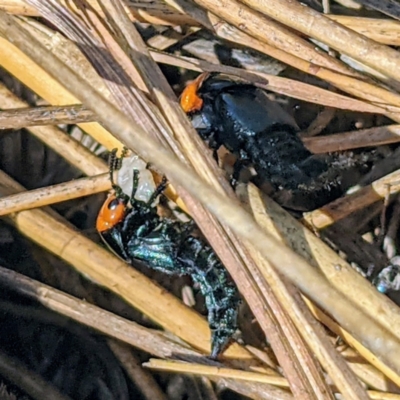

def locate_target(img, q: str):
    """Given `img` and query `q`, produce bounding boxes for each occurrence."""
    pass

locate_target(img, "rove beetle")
[180,73,345,211]
[97,151,240,359]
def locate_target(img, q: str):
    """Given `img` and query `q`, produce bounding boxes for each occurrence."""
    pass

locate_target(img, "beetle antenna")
[109,148,129,202]
[108,149,119,188]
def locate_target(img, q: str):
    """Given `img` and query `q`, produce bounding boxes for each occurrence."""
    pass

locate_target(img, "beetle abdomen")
[250,130,329,188]
[177,235,240,358]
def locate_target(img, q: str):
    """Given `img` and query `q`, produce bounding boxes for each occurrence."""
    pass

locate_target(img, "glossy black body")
[100,173,240,359]
[188,76,344,211]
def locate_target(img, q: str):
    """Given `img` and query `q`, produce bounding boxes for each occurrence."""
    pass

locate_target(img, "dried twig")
[0,104,95,129]
[0,173,109,216]
[303,125,400,153]
[303,168,400,229]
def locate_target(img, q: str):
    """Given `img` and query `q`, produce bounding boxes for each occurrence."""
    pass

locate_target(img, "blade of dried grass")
[239,0,400,83]
[0,174,109,216]
[227,242,338,398]
[145,359,289,387]
[1,11,399,387]
[0,0,196,25]
[303,125,400,153]
[368,392,400,400]
[303,168,400,229]
[248,184,400,338]
[73,0,331,396]
[327,16,400,46]
[0,104,95,129]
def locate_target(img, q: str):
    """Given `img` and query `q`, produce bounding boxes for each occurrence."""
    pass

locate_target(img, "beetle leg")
[147,176,168,206]
[130,169,140,201]
[181,221,195,237]
[230,150,250,188]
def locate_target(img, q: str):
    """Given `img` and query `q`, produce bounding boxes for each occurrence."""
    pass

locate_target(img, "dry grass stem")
[245,184,400,341]
[245,185,377,396]
[0,104,95,129]
[244,184,400,386]
[303,168,400,229]
[327,16,400,45]
[145,359,290,387]
[0,173,110,216]
[303,125,400,153]
[244,247,365,397]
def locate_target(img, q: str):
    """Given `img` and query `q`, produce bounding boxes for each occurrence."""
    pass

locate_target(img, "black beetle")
[97,151,240,359]
[180,73,345,211]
